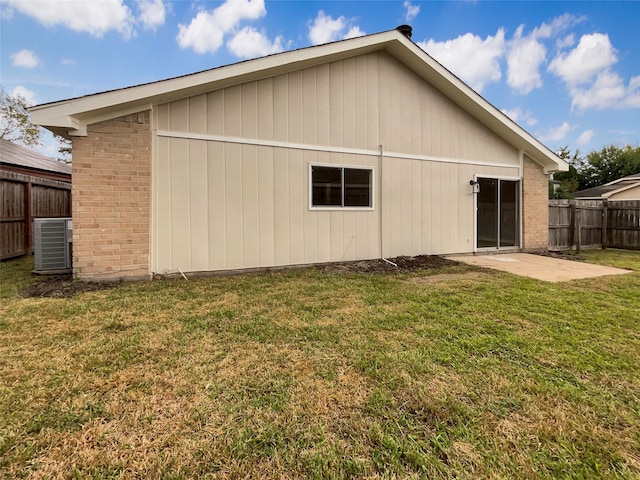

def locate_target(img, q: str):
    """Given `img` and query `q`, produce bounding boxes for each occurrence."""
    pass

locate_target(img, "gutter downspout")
[379,144,397,267]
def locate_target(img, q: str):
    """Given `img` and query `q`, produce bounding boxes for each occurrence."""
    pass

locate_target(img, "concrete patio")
[447,253,633,282]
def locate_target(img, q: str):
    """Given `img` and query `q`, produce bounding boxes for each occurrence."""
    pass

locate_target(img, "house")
[574,174,640,201]
[0,139,72,259]
[0,138,71,183]
[29,26,567,280]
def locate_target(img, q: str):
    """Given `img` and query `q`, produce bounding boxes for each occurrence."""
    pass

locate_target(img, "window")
[311,165,373,208]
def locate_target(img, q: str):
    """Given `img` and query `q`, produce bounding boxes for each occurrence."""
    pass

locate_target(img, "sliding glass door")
[476,178,520,249]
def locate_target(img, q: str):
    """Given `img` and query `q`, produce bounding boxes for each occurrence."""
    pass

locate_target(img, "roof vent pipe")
[396,25,412,39]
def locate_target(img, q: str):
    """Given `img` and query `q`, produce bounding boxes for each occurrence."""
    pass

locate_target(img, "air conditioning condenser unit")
[33,217,72,274]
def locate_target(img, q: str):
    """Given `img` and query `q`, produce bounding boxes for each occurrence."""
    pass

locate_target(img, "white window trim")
[308,163,375,211]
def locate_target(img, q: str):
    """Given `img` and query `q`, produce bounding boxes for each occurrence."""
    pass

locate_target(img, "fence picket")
[549,199,640,250]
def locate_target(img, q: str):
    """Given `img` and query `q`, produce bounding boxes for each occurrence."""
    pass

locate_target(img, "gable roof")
[29,28,568,173]
[0,138,71,176]
[574,174,640,199]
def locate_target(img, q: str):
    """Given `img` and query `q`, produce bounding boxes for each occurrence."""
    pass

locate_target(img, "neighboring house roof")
[0,138,71,177]
[574,174,640,199]
[29,28,568,173]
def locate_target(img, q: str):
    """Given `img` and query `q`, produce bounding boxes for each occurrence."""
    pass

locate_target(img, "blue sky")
[1,0,639,159]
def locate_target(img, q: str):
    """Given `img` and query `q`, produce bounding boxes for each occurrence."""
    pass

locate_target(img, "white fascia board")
[28,110,81,131]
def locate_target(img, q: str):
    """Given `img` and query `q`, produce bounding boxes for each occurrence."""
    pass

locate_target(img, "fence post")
[22,181,31,256]
[576,213,582,254]
[569,202,576,249]
[602,199,608,249]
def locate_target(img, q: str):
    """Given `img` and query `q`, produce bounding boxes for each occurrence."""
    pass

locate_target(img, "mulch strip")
[21,276,122,298]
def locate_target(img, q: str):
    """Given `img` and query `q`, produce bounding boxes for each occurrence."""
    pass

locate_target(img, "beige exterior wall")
[65,51,555,278]
[522,154,549,250]
[151,137,519,273]
[609,184,640,200]
[72,112,151,280]
[156,52,519,165]
[150,51,526,274]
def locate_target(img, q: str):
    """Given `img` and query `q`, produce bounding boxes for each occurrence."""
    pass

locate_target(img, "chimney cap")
[396,25,412,39]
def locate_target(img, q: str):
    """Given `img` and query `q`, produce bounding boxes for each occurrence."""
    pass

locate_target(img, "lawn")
[1,251,639,479]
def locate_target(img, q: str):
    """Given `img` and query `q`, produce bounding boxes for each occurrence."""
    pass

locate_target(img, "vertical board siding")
[159,51,519,163]
[258,146,275,266]
[169,138,190,270]
[207,141,226,267]
[189,140,209,270]
[153,50,525,273]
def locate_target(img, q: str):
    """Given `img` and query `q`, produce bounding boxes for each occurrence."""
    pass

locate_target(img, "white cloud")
[32,131,63,159]
[506,25,546,94]
[403,0,420,22]
[137,0,165,31]
[505,15,586,95]
[418,29,506,92]
[547,31,639,111]
[344,26,365,40]
[177,0,266,54]
[227,26,284,58]
[556,34,575,49]
[548,33,617,85]
[308,10,364,45]
[501,107,538,126]
[11,85,37,105]
[0,4,14,20]
[626,76,640,108]
[539,121,575,142]
[576,129,595,146]
[4,0,135,39]
[570,71,640,110]
[11,49,40,68]
[531,13,586,39]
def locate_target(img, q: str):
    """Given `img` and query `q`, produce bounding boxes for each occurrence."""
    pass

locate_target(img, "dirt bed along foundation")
[20,256,460,298]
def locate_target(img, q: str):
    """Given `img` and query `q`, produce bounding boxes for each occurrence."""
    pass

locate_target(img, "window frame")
[308,163,375,211]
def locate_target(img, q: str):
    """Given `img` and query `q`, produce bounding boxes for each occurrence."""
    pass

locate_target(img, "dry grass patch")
[1,253,639,478]
[407,271,488,285]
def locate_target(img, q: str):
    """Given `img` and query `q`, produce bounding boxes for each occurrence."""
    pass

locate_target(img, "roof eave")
[29,29,567,173]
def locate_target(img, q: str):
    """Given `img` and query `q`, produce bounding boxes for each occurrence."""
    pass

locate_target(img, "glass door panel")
[499,180,519,247]
[476,178,520,249]
[477,178,498,248]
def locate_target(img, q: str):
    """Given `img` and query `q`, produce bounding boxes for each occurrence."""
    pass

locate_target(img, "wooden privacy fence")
[549,199,640,250]
[1,170,71,260]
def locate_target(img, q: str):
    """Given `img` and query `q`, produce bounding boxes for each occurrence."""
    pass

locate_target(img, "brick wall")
[71,111,151,280]
[522,154,549,250]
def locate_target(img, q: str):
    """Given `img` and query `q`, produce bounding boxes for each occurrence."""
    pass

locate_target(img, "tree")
[0,88,41,146]
[550,144,640,198]
[580,145,640,189]
[56,136,72,164]
[550,146,582,199]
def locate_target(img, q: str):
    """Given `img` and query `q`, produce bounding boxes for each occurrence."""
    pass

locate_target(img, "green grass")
[1,252,639,479]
